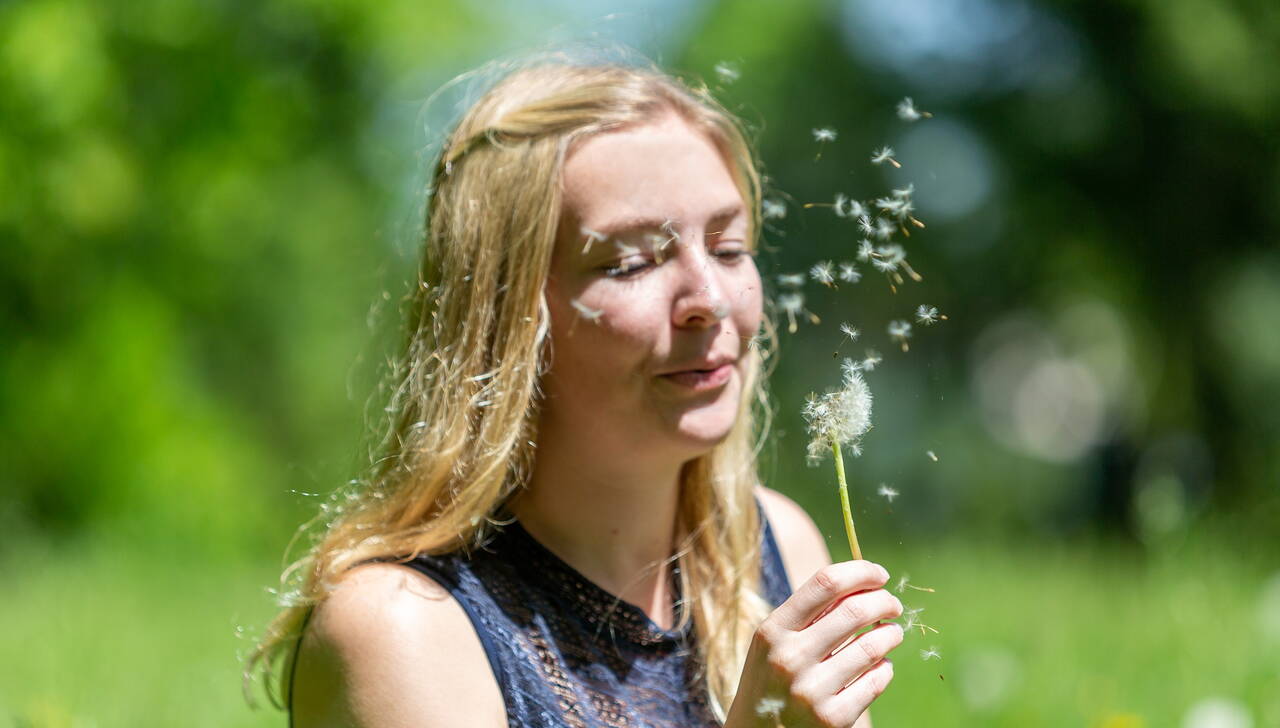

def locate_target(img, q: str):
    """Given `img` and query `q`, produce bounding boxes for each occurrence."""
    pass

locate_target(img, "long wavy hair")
[246,60,778,721]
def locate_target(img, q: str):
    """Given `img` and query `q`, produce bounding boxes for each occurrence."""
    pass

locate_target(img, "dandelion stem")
[831,440,863,560]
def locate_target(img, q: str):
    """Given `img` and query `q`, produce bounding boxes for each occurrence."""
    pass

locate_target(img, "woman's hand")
[725,560,904,728]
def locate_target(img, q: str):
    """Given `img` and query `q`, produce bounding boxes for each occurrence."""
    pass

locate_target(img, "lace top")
[401,513,794,728]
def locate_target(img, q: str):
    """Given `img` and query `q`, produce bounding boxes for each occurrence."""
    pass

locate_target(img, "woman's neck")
[509,445,686,629]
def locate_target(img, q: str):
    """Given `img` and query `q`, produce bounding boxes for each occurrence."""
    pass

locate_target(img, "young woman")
[248,61,903,728]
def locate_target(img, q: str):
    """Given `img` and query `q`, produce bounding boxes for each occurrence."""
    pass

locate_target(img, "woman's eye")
[602,259,650,278]
[713,246,751,262]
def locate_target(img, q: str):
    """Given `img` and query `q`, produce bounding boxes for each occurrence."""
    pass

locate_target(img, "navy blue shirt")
[402,514,793,727]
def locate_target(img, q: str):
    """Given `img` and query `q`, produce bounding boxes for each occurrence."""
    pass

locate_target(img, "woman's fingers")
[767,561,890,632]
[802,589,903,661]
[803,622,904,698]
[806,658,895,727]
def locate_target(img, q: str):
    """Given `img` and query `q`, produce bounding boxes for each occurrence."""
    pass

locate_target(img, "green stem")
[832,441,863,560]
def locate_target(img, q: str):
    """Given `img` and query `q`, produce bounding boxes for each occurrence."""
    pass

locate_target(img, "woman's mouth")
[659,363,734,391]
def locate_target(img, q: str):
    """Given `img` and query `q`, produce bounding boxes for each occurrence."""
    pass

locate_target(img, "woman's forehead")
[560,113,745,233]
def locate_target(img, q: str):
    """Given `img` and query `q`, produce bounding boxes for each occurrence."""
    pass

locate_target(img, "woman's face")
[540,112,764,462]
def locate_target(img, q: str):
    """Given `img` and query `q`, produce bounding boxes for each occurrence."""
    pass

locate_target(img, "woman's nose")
[671,252,729,328]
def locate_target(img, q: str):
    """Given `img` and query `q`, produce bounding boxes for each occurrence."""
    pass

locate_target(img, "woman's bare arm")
[291,563,506,728]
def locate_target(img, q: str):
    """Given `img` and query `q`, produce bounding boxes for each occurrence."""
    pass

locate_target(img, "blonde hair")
[246,60,778,720]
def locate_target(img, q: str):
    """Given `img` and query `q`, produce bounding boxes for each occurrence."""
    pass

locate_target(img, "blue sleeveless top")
[402,514,794,728]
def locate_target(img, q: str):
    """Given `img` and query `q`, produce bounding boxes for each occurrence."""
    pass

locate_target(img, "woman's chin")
[668,400,740,452]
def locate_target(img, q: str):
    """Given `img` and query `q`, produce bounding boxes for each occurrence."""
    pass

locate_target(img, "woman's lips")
[659,363,734,391]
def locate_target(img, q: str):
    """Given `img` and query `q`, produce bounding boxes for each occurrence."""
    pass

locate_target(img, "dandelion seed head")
[762,198,786,220]
[921,647,942,661]
[840,323,860,341]
[874,218,897,241]
[888,320,913,340]
[812,127,837,143]
[802,361,873,463]
[857,214,874,235]
[878,483,900,502]
[714,61,740,83]
[809,260,835,286]
[916,304,940,324]
[838,262,862,283]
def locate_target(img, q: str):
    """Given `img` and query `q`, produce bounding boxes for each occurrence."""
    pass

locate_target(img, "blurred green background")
[2,0,1278,725]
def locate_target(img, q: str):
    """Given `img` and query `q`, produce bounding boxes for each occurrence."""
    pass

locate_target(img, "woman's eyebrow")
[596,204,744,237]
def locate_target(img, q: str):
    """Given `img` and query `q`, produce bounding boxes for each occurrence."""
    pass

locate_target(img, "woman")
[248,61,904,727]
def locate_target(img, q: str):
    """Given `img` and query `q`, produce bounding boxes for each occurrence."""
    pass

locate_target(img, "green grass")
[2,526,1277,727]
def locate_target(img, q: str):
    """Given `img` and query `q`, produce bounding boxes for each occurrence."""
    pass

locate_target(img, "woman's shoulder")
[756,486,833,590]
[291,561,507,727]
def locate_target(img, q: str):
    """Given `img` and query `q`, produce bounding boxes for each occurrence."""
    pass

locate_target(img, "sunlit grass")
[1,524,1275,727]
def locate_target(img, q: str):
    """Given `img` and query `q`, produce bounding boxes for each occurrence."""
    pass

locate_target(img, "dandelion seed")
[802,361,873,464]
[857,214,874,235]
[927,450,939,462]
[755,696,785,719]
[580,226,607,254]
[856,238,875,262]
[838,262,861,283]
[813,127,837,161]
[809,260,836,287]
[776,272,805,288]
[916,304,940,325]
[896,97,932,122]
[840,323,860,342]
[874,217,897,241]
[876,195,915,222]
[888,320,912,352]
[902,606,923,631]
[660,218,680,243]
[871,146,901,168]
[813,127,837,143]
[571,298,604,323]
[819,193,868,219]
[762,198,787,220]
[877,483,899,503]
[860,349,882,372]
[896,574,936,594]
[779,292,804,333]
[872,256,898,274]
[714,61,740,84]
[921,647,941,661]
[833,192,853,218]
[614,240,641,257]
[877,244,906,265]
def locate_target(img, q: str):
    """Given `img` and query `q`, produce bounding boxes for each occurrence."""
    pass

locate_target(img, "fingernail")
[878,565,890,580]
